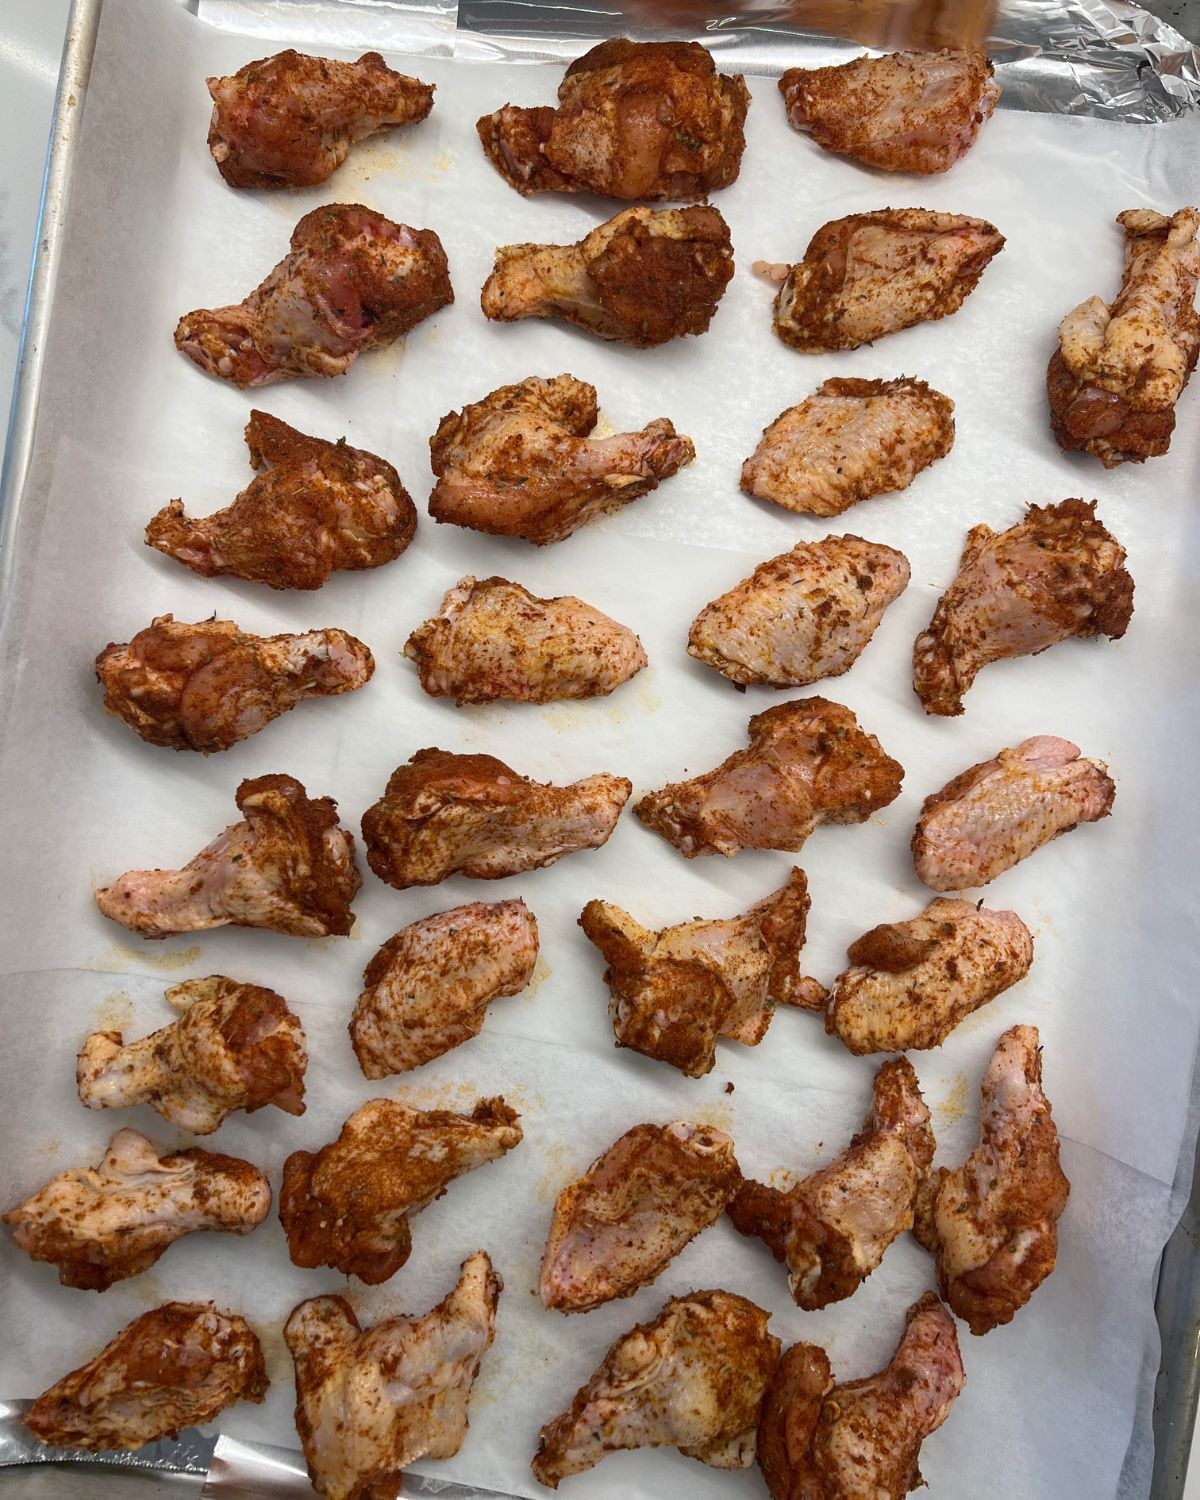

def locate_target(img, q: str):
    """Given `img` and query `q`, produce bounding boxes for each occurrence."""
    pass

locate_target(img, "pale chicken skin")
[176,203,452,388]
[95,774,360,939]
[729,1058,934,1310]
[77,975,307,1134]
[913,499,1135,717]
[740,378,954,517]
[427,376,695,544]
[362,749,630,890]
[208,50,434,189]
[532,1290,780,1488]
[913,736,1116,891]
[636,697,903,859]
[689,536,910,688]
[478,39,749,200]
[540,1123,742,1312]
[481,205,734,348]
[760,209,1004,352]
[3,1128,269,1291]
[24,1303,267,1452]
[146,411,417,591]
[286,1252,501,1500]
[1049,207,1200,466]
[350,899,539,1077]
[279,1097,521,1284]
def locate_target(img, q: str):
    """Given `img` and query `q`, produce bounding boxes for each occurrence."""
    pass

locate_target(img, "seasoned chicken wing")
[913,736,1115,891]
[740,378,954,516]
[286,1252,501,1500]
[759,210,1004,352]
[729,1059,933,1310]
[362,749,630,890]
[95,774,360,939]
[481,205,733,347]
[541,1123,741,1313]
[913,499,1134,716]
[77,975,306,1134]
[636,697,903,859]
[176,204,452,388]
[478,40,749,200]
[427,376,695,544]
[279,1097,521,1284]
[25,1303,267,1451]
[689,536,910,688]
[146,411,417,591]
[1049,207,1200,466]
[3,1128,269,1291]
[208,49,434,189]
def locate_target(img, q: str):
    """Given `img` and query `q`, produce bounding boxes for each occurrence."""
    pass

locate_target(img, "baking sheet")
[1,1,1199,1495]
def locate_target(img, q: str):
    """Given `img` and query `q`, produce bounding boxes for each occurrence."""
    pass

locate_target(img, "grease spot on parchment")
[539,702,587,735]
[535,1139,582,1205]
[935,1074,968,1124]
[98,944,201,974]
[766,1166,799,1192]
[132,1274,163,1310]
[344,138,455,188]
[36,1138,61,1160]
[522,958,551,1004]
[96,988,134,1032]
[689,1101,734,1133]
[632,674,662,716]
[256,1317,292,1388]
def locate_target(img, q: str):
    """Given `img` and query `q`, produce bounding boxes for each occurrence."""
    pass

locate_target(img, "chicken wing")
[427,376,695,544]
[915,1025,1069,1335]
[3,1128,269,1291]
[279,1097,521,1283]
[688,536,910,688]
[350,899,539,1077]
[824,897,1033,1055]
[728,1059,933,1310]
[635,698,903,859]
[478,39,749,200]
[1048,207,1200,466]
[95,774,360,939]
[913,736,1116,891]
[208,50,434,189]
[176,204,452,388]
[758,1293,964,1500]
[533,1289,779,1487]
[24,1303,267,1451]
[481,205,733,347]
[740,378,954,517]
[912,499,1134,716]
[286,1252,501,1500]
[362,749,630,890]
[146,411,417,591]
[759,209,1004,352]
[540,1123,742,1312]
[580,869,822,1077]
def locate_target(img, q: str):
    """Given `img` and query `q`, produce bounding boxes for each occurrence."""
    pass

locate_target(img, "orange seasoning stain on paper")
[99,943,201,974]
[96,989,134,1033]
[936,1074,968,1124]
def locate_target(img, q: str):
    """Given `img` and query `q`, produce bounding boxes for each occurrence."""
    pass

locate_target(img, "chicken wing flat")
[279,1097,521,1284]
[176,204,452,388]
[532,1289,780,1487]
[427,376,695,544]
[689,535,910,688]
[146,411,417,591]
[635,698,903,859]
[913,499,1134,717]
[825,897,1033,1055]
[779,50,999,174]
[350,899,539,1077]
[913,736,1115,891]
[24,1303,267,1451]
[740,378,954,516]
[759,210,1004,353]
[729,1058,933,1310]
[208,50,433,189]
[481,205,733,348]
[478,40,749,200]
[540,1123,742,1313]
[758,1293,964,1500]
[362,749,630,889]
[1048,207,1200,466]
[95,774,360,939]
[3,1128,269,1291]
[286,1252,501,1500]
